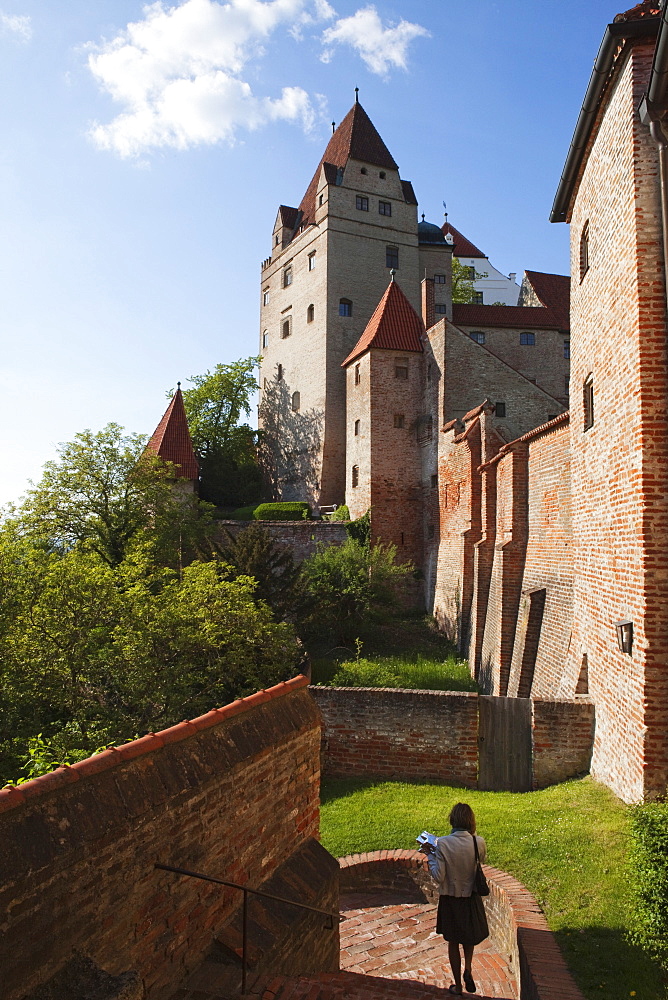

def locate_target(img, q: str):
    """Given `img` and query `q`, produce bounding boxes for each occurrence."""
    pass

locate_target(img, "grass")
[309,614,478,692]
[320,776,666,1000]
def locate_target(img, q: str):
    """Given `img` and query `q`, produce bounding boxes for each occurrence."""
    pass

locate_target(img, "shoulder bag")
[472,834,490,896]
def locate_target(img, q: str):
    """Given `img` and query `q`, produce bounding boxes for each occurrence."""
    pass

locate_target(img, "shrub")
[628,800,668,971]
[347,509,371,547]
[325,504,350,521]
[253,502,311,521]
[331,658,401,688]
[230,504,261,520]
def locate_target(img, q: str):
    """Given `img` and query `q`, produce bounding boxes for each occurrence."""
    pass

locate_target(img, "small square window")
[495,401,506,418]
[283,268,293,288]
[379,171,386,179]
[352,465,359,488]
[263,289,270,306]
[435,304,447,314]
[356,196,369,211]
[395,365,408,380]
[564,340,570,359]
[309,253,316,271]
[379,201,392,216]
[520,332,535,345]
[354,419,360,436]
[360,167,367,175]
[354,364,361,385]
[470,331,485,345]
[434,274,446,283]
[431,474,437,489]
[394,413,405,428]
[386,246,399,269]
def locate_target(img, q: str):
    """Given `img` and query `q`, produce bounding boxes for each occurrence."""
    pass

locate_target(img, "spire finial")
[355,86,359,103]
[331,121,336,134]
[177,381,181,390]
[390,268,396,282]
[421,212,425,221]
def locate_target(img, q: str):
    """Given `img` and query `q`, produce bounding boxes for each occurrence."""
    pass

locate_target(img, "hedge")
[252,502,311,521]
[628,800,668,971]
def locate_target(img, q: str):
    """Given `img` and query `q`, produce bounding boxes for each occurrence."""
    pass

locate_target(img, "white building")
[443,221,520,305]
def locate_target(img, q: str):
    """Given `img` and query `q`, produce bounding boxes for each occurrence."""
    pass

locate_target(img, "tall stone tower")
[258,100,421,509]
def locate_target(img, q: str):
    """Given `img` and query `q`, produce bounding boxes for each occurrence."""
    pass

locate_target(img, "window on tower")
[386,246,399,268]
[307,304,314,323]
[354,364,361,385]
[520,332,535,345]
[262,330,268,348]
[339,298,353,317]
[354,419,360,436]
[564,340,570,359]
[356,195,369,211]
[583,374,594,430]
[394,359,408,380]
[309,252,316,270]
[283,267,293,287]
[580,221,590,280]
[291,391,300,412]
[394,414,405,428]
[379,201,392,216]
[434,273,446,284]
[282,318,291,338]
[352,465,359,488]
[435,304,447,314]
[263,288,270,306]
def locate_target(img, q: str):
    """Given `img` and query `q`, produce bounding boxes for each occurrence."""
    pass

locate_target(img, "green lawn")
[320,776,666,1000]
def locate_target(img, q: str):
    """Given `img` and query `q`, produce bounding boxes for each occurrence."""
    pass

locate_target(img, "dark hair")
[449,802,476,833]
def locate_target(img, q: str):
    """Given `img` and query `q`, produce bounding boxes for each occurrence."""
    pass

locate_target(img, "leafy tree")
[220,523,302,619]
[18,423,210,567]
[179,358,262,506]
[451,257,488,304]
[0,535,298,784]
[299,538,411,643]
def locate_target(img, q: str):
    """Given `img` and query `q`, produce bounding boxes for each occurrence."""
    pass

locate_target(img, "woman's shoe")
[448,986,462,995]
[463,969,476,993]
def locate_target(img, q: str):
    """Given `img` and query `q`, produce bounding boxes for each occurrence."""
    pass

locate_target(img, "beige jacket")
[428,830,487,897]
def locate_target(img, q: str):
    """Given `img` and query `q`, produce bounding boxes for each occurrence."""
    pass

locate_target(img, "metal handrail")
[154,862,338,992]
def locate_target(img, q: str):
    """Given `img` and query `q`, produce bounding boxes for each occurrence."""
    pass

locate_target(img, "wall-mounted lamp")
[614,619,633,655]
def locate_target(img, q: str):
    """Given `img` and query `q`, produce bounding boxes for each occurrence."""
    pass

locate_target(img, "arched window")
[262,330,268,348]
[580,221,590,281]
[583,374,594,430]
[291,391,300,412]
[282,318,291,339]
[307,304,314,323]
[339,298,352,317]
[352,465,359,488]
[354,419,360,436]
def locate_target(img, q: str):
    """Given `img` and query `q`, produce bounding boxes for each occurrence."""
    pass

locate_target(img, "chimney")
[421,276,435,330]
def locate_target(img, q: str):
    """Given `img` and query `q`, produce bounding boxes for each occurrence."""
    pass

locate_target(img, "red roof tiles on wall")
[441,222,486,259]
[145,387,199,480]
[342,279,424,366]
[615,1,661,22]
[453,303,564,330]
[298,103,399,229]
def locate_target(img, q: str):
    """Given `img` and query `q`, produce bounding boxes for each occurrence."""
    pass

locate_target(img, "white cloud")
[87,0,330,158]
[321,5,428,77]
[0,11,32,41]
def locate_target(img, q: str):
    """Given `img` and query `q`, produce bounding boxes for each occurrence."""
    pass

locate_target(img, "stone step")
[257,971,465,1000]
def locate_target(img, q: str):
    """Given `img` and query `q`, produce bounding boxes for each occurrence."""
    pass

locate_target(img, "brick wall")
[311,687,593,791]
[567,39,668,801]
[216,519,348,564]
[532,698,595,789]
[0,677,338,1000]
[310,687,479,787]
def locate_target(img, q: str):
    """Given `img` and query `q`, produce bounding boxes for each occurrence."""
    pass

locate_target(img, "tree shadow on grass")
[553,924,665,1000]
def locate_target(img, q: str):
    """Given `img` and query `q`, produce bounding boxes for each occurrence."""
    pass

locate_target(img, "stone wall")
[0,677,339,1000]
[310,686,594,791]
[216,519,348,563]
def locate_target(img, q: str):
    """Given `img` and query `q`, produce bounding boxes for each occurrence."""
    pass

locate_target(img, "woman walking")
[421,802,489,995]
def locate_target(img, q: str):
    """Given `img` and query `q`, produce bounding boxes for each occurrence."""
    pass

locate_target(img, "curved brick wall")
[338,850,586,1000]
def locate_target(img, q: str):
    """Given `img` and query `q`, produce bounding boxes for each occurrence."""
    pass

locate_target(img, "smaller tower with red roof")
[145,384,199,493]
[342,275,425,565]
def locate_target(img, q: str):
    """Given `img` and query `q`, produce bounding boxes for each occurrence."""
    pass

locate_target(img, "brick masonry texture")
[567,39,668,801]
[336,851,585,1000]
[0,677,338,1000]
[216,520,348,564]
[310,687,594,791]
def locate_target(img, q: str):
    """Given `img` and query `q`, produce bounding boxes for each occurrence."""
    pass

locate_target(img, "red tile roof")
[452,303,563,330]
[401,179,418,205]
[278,205,299,231]
[614,2,661,21]
[442,222,486,259]
[298,103,399,229]
[145,386,199,480]
[523,270,570,329]
[342,278,424,367]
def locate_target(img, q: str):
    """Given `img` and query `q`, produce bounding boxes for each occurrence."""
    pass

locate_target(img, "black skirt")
[436,893,489,946]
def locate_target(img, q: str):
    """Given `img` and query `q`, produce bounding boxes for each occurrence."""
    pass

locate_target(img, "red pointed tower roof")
[145,385,199,480]
[342,278,424,367]
[298,102,399,229]
[441,222,486,259]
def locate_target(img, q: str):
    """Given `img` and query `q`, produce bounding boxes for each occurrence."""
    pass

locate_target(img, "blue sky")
[0,0,622,505]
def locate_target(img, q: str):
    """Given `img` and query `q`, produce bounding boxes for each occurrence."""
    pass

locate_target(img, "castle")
[259,1,668,805]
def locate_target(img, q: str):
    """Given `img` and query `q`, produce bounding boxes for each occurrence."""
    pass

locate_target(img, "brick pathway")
[337,889,517,999]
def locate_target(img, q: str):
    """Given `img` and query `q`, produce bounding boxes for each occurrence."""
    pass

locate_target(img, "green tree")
[220,523,302,619]
[451,257,488,304]
[18,423,209,567]
[179,358,262,507]
[299,538,411,643]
